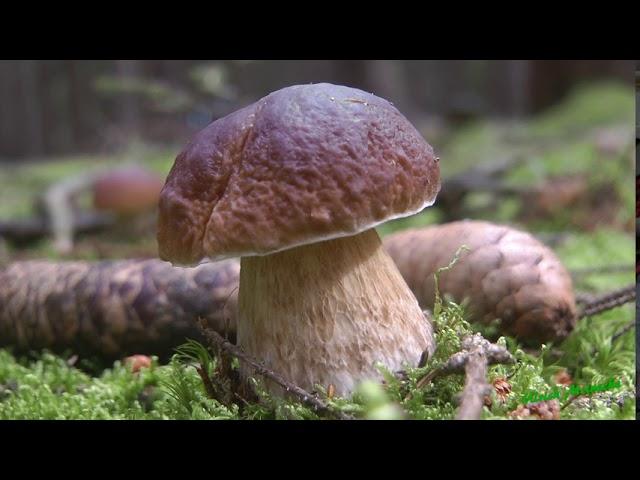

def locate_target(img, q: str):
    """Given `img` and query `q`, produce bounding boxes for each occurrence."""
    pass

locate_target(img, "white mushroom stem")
[42,171,101,254]
[237,228,434,397]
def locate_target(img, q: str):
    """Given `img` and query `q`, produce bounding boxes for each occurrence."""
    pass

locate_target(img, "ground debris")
[510,400,561,420]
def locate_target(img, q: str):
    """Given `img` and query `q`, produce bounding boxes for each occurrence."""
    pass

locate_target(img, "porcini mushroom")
[157,83,440,396]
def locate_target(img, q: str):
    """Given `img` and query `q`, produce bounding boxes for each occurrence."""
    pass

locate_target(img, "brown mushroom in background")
[383,220,577,344]
[32,166,164,254]
[93,166,164,216]
[125,354,153,373]
[157,83,441,396]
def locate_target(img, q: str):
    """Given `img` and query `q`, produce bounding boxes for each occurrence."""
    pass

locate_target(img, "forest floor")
[0,82,636,419]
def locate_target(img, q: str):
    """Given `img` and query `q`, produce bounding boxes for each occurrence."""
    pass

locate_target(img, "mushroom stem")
[237,228,434,397]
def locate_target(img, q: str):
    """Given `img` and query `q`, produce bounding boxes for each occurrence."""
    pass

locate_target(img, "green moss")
[0,350,161,419]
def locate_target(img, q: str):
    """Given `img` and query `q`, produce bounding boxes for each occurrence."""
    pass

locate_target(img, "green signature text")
[521,377,622,404]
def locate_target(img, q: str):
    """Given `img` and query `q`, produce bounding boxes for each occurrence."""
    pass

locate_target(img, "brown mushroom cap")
[93,166,164,215]
[158,83,441,265]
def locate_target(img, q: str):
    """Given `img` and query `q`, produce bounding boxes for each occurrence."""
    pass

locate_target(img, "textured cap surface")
[158,83,440,264]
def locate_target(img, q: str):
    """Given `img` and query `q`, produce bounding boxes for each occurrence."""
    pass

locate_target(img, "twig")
[455,335,514,420]
[406,333,515,404]
[611,322,636,343]
[579,284,636,319]
[198,321,354,420]
[575,291,597,305]
[456,347,491,420]
[0,212,115,245]
[195,365,218,401]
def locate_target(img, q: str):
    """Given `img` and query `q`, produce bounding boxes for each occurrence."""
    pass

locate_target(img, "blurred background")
[0,60,635,264]
[0,60,632,160]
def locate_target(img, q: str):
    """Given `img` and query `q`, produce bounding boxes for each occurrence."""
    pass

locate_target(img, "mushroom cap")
[158,83,441,265]
[93,166,164,215]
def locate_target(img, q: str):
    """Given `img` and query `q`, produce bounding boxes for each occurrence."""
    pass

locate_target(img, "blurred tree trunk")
[527,60,633,113]
[0,61,15,157]
[364,60,414,118]
[67,60,98,152]
[19,61,45,157]
[507,60,531,117]
[116,60,141,139]
[0,60,634,161]
[38,61,74,155]
[330,60,414,118]
[331,60,369,89]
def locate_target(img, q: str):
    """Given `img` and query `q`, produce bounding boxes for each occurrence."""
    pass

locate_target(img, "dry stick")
[456,348,491,420]
[579,284,636,319]
[198,322,354,421]
[406,333,515,403]
[455,335,517,420]
[195,365,218,401]
[0,212,115,245]
[611,322,636,343]
[575,292,597,305]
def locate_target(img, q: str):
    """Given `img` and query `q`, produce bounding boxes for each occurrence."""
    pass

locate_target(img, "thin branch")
[406,333,515,403]
[195,365,218,400]
[456,348,491,420]
[611,322,636,343]
[575,291,597,305]
[198,320,354,420]
[454,335,514,420]
[0,212,115,245]
[579,284,636,319]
